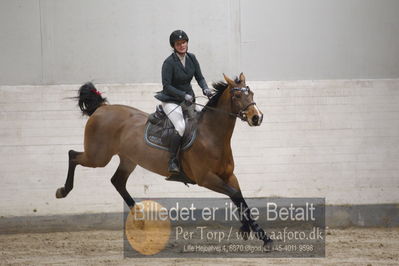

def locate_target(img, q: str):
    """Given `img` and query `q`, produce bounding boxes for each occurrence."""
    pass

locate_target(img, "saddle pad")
[144,120,197,151]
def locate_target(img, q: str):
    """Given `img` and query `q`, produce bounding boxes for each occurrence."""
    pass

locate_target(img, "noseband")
[236,102,256,121]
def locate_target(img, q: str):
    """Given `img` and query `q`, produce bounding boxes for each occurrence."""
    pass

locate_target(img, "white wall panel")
[1,80,398,217]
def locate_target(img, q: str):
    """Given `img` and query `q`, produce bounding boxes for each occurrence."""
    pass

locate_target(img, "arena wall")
[1,80,398,219]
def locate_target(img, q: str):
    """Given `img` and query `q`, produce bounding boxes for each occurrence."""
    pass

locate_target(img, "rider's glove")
[203,88,213,98]
[184,94,194,105]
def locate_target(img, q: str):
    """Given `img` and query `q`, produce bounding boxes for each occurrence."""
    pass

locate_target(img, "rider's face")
[174,40,188,54]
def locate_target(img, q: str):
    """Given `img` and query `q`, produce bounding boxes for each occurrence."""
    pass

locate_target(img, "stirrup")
[167,158,180,175]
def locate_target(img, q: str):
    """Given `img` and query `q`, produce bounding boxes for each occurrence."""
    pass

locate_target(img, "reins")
[165,94,256,121]
[193,102,238,118]
[195,96,256,121]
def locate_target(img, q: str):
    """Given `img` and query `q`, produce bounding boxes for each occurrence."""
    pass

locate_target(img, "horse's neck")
[200,91,236,145]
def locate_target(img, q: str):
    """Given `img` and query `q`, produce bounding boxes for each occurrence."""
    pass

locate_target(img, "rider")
[155,30,213,174]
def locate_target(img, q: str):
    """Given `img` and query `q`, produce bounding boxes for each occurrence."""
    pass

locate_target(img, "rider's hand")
[203,88,213,98]
[184,94,193,105]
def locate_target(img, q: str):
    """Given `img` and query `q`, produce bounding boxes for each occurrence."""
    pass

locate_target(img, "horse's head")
[223,73,263,126]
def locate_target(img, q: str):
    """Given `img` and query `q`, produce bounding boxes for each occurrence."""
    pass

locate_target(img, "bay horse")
[56,73,272,245]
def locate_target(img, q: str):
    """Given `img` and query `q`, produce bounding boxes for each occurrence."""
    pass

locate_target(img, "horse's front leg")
[197,172,272,245]
[225,174,273,246]
[230,190,273,245]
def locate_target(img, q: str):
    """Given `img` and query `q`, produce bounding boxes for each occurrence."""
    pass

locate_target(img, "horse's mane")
[205,77,241,108]
[205,82,228,108]
[198,77,240,121]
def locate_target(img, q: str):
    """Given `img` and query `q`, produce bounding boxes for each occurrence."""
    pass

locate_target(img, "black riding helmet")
[169,30,189,47]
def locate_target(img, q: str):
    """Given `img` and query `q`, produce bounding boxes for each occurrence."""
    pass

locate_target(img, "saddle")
[145,104,197,151]
[145,104,198,185]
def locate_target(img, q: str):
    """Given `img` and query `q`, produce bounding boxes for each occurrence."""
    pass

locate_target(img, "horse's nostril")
[252,115,259,125]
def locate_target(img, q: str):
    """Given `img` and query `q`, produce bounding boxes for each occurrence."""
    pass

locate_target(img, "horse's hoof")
[55,187,65,198]
[263,236,273,247]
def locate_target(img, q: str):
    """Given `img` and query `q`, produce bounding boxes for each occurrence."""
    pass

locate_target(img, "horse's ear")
[239,72,246,83]
[223,73,235,86]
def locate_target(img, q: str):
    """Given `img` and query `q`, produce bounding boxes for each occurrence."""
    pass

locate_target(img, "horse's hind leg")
[56,149,99,198]
[111,157,137,208]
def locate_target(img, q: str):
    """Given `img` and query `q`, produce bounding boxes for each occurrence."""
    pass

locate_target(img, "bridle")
[195,86,257,121]
[235,102,257,121]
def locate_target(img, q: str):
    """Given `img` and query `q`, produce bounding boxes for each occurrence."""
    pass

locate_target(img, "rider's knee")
[175,122,185,137]
[195,104,203,112]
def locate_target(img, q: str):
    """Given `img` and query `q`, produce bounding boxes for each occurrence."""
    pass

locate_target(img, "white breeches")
[161,102,202,137]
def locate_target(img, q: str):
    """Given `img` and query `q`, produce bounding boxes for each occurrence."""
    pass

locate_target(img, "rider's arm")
[162,60,186,101]
[190,53,210,93]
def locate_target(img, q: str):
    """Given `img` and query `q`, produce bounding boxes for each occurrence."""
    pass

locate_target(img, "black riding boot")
[168,130,182,175]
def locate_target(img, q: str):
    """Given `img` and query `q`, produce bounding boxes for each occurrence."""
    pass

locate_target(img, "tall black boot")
[168,130,182,174]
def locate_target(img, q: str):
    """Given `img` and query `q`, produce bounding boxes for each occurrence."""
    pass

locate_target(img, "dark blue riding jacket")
[155,52,208,104]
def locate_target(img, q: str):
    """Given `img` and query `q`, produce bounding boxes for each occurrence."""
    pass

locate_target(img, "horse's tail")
[76,82,107,116]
